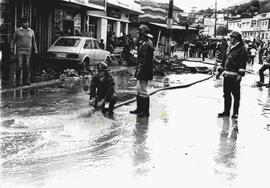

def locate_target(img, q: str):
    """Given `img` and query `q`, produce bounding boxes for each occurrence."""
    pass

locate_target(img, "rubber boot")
[137,97,150,117]
[218,95,231,117]
[108,96,117,115]
[232,101,239,119]
[130,96,142,114]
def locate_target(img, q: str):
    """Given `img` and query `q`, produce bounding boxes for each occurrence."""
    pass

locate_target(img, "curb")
[0,67,131,94]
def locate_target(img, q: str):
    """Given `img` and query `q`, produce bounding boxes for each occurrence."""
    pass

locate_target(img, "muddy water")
[1,73,269,188]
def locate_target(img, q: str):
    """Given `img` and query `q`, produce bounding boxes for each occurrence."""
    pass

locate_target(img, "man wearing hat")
[216,31,248,119]
[130,25,154,117]
[11,17,38,86]
[89,62,117,115]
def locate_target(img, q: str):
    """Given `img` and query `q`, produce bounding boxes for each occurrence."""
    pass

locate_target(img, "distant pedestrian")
[258,44,265,65]
[10,17,38,86]
[257,56,270,87]
[216,31,248,119]
[130,25,154,117]
[170,40,176,57]
[89,62,117,115]
[99,39,105,50]
[74,29,81,36]
[201,42,208,61]
[183,41,189,58]
[249,47,257,65]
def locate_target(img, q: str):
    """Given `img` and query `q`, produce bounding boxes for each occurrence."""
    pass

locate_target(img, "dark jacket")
[135,39,154,80]
[218,42,248,77]
[90,72,115,100]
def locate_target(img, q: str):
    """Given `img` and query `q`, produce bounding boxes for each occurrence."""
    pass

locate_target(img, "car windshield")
[54,38,81,47]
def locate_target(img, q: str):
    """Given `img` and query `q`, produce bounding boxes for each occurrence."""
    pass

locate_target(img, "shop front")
[106,0,143,50]
[52,1,84,42]
[0,0,15,84]
[53,0,105,39]
[0,0,106,86]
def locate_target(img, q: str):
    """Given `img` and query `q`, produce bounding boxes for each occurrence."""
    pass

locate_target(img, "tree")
[216,25,229,36]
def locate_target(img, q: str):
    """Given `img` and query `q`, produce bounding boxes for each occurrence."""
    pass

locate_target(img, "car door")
[91,39,100,64]
[82,39,95,64]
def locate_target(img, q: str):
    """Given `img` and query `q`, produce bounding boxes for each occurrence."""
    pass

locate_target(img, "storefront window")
[107,20,113,33]
[88,16,97,38]
[53,9,64,41]
[53,8,81,41]
[74,13,81,33]
[0,0,14,46]
[16,0,31,27]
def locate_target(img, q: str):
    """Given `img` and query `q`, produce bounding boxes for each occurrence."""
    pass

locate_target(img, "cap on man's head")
[98,61,108,72]
[138,24,153,38]
[230,31,242,42]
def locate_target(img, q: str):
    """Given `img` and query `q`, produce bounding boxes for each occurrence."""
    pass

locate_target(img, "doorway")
[63,19,74,35]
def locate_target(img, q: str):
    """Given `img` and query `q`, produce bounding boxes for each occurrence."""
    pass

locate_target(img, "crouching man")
[89,62,117,115]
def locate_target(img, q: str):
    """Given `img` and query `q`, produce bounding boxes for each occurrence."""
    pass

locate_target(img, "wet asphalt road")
[1,69,270,188]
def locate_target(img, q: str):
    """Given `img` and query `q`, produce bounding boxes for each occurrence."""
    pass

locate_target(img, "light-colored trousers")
[16,52,31,85]
[137,80,149,98]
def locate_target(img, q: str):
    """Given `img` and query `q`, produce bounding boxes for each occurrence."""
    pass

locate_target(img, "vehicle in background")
[46,36,110,72]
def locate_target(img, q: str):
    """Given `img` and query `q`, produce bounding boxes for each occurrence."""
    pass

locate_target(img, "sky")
[153,0,251,12]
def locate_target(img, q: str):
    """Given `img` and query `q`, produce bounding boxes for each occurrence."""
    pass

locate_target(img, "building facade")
[0,0,142,84]
[86,0,143,47]
[228,12,270,41]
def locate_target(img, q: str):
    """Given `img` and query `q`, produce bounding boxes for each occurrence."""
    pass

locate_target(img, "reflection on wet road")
[1,73,270,188]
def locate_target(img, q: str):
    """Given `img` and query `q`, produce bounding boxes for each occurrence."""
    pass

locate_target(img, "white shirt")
[250,48,257,56]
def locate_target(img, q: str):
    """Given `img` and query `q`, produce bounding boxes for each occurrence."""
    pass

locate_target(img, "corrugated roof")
[137,0,160,8]
[156,3,183,12]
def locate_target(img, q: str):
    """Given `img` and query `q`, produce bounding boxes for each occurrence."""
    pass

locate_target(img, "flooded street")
[1,71,270,188]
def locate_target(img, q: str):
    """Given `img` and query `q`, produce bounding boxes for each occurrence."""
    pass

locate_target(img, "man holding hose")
[216,31,248,119]
[130,25,154,117]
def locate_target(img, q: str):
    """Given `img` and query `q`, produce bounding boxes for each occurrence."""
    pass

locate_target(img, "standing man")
[74,29,82,36]
[99,39,105,50]
[201,41,208,62]
[216,31,248,119]
[130,25,154,117]
[258,43,265,65]
[249,46,257,65]
[11,17,38,86]
[183,41,189,58]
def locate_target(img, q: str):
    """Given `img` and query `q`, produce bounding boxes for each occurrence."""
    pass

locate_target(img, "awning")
[87,12,130,23]
[107,0,144,15]
[149,22,197,31]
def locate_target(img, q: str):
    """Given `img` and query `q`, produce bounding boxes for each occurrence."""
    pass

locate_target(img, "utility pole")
[214,0,217,37]
[227,0,230,29]
[166,0,173,56]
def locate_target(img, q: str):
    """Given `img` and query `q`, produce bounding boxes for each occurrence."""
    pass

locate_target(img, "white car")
[46,36,110,71]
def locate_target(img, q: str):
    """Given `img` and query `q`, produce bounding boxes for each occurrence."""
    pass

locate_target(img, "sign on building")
[68,0,105,10]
